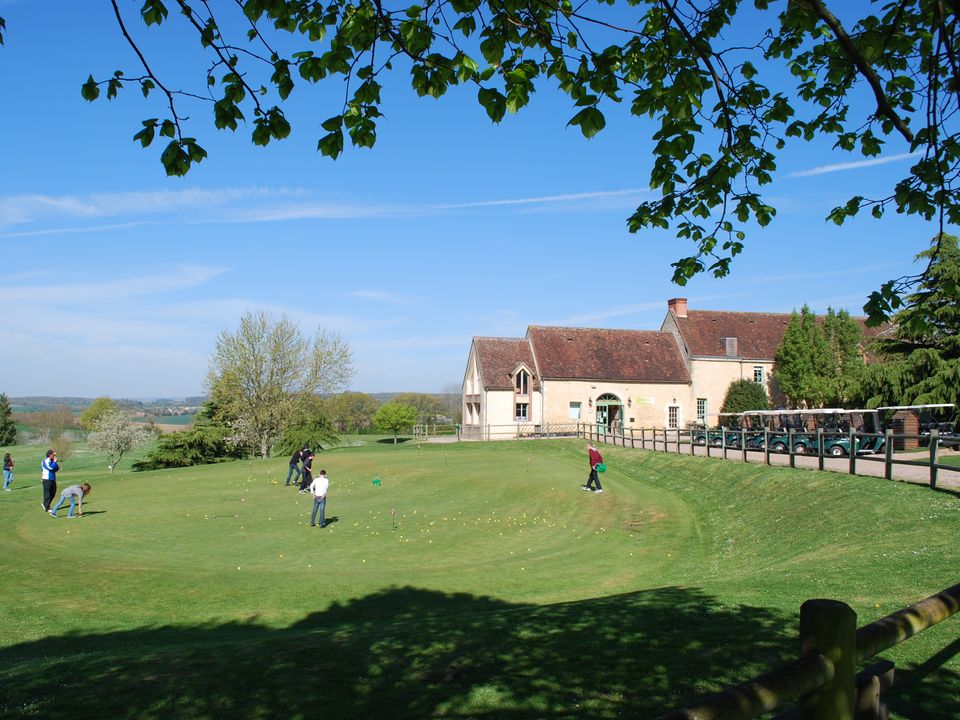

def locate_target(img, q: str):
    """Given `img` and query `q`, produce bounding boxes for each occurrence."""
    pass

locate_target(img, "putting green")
[1,439,957,719]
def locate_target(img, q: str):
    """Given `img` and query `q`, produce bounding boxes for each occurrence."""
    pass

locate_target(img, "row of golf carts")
[693,404,958,456]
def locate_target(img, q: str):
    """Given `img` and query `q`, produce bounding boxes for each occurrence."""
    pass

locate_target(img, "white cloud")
[434,188,649,210]
[0,186,652,235]
[789,152,919,178]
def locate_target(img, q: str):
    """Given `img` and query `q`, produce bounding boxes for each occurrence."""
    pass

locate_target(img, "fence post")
[884,430,893,480]
[764,427,770,465]
[790,429,797,469]
[848,428,856,475]
[741,427,747,463]
[641,427,646,450]
[929,428,939,489]
[721,425,727,459]
[817,427,825,471]
[799,599,856,720]
[675,428,681,454]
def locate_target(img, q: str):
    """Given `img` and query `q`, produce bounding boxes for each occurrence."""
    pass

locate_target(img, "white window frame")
[696,398,707,424]
[569,401,581,420]
[754,366,765,384]
[515,402,529,421]
[667,405,680,429]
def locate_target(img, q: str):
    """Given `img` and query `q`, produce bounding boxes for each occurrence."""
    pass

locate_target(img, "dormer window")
[515,369,529,395]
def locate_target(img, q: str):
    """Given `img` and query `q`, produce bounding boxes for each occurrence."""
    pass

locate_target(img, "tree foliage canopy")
[87,410,152,472]
[323,391,381,433]
[132,402,244,471]
[774,305,865,407]
[719,379,769,415]
[207,309,354,457]
[0,393,16,447]
[859,233,960,407]
[57,0,960,319]
[79,397,120,434]
[372,401,418,442]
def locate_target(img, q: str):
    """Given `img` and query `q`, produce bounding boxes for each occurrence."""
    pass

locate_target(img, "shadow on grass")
[1,586,956,719]
[376,437,412,445]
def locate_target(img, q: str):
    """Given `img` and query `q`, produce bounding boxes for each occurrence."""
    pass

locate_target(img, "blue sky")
[0,1,946,398]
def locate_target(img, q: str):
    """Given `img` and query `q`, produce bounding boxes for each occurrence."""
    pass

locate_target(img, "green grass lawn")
[0,439,957,719]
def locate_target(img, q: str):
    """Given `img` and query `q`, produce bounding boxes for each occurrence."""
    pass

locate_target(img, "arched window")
[515,369,529,395]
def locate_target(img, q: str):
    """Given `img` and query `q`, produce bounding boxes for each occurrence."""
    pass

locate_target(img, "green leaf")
[133,119,157,148]
[477,87,506,123]
[567,107,606,139]
[140,0,169,26]
[320,115,343,133]
[318,129,344,159]
[81,76,101,102]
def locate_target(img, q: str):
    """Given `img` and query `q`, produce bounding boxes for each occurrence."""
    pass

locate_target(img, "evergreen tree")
[822,309,865,407]
[774,306,832,407]
[0,393,16,446]
[859,234,960,407]
[720,380,770,415]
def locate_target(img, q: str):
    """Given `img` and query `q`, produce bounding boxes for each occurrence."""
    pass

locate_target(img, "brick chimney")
[667,297,688,318]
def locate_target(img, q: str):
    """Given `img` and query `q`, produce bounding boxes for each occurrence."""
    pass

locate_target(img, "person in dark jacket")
[285,447,303,486]
[298,449,315,493]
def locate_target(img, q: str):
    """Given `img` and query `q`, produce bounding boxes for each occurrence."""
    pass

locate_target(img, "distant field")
[139,414,196,426]
[0,439,957,719]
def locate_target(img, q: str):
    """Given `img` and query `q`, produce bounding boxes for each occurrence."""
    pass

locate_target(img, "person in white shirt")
[309,470,330,528]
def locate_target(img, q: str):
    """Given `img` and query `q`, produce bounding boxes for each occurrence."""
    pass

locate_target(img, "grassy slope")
[0,439,957,719]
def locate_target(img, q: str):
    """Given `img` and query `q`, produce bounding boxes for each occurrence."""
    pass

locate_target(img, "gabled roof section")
[527,326,690,383]
[673,310,891,360]
[473,337,540,391]
[673,311,790,359]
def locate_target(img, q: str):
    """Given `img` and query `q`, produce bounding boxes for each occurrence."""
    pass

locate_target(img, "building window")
[569,402,581,420]
[668,405,680,429]
[515,369,529,395]
[696,398,707,424]
[754,366,764,384]
[515,403,528,421]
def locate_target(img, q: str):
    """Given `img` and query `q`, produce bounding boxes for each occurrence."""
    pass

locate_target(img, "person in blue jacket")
[41,449,59,511]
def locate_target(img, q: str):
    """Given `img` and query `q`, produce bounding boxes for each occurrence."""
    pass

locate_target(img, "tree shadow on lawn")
[1,586,956,720]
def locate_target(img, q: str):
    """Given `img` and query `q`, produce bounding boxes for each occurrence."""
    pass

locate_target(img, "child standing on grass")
[2,453,13,491]
[50,483,91,518]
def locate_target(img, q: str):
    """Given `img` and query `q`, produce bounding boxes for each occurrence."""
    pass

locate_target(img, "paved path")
[596,436,960,491]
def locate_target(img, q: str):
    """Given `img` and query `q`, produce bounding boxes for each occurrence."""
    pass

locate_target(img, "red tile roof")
[672,310,891,359]
[672,311,790,359]
[527,326,690,383]
[473,337,540,391]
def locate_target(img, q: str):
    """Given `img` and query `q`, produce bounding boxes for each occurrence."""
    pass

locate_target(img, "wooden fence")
[577,424,960,489]
[657,582,960,720]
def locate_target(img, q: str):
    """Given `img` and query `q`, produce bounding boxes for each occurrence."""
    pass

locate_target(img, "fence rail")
[659,583,960,720]
[574,424,960,489]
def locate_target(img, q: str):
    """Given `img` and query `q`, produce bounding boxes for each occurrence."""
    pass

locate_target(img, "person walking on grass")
[50,483,91,518]
[582,442,604,494]
[3,453,13,491]
[41,450,59,511]
[309,470,329,528]
[298,449,315,493]
[285,446,304,486]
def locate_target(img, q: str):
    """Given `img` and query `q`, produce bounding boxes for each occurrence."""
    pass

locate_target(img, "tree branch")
[795,0,915,144]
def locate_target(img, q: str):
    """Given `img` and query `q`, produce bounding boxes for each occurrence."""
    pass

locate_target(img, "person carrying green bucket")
[581,442,605,494]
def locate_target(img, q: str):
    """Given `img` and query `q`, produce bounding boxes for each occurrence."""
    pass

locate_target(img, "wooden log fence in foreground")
[658,582,960,720]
